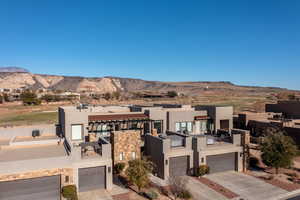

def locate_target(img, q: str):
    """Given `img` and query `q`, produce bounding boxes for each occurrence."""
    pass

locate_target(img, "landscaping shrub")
[248,157,259,168]
[114,162,126,174]
[178,190,192,199]
[160,186,170,196]
[195,165,210,177]
[61,185,78,200]
[143,190,158,200]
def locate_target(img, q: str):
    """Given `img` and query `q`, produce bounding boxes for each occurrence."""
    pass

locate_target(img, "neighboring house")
[194,105,234,133]
[192,129,245,174]
[58,105,149,166]
[266,100,300,119]
[0,124,113,200]
[0,104,246,200]
[145,129,246,181]
[145,132,194,180]
[130,104,217,135]
[234,110,300,146]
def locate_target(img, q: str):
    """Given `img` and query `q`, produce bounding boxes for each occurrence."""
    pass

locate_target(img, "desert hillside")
[0,70,297,97]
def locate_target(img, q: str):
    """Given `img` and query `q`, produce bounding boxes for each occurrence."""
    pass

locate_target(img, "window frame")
[71,124,83,141]
[153,120,163,134]
[131,152,136,159]
[175,121,193,133]
[119,152,124,161]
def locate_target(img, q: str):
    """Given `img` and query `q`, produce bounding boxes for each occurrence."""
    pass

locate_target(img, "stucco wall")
[168,110,206,132]
[145,134,194,180]
[145,135,165,179]
[0,124,57,139]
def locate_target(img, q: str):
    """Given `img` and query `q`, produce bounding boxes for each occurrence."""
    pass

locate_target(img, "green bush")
[61,185,78,200]
[114,162,126,174]
[195,165,210,177]
[143,190,158,200]
[178,190,192,199]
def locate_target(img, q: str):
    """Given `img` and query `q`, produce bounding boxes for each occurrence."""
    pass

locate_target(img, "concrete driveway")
[184,176,228,200]
[205,171,287,200]
[79,189,113,200]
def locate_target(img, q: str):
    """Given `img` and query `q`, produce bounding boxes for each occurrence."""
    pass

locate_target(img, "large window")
[220,120,230,130]
[153,120,163,134]
[175,122,193,133]
[200,120,207,133]
[71,124,83,140]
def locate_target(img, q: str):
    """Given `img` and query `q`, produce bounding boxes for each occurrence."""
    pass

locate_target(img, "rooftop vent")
[76,103,89,110]
[32,130,41,137]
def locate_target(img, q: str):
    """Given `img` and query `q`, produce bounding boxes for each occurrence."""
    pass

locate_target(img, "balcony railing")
[80,142,102,158]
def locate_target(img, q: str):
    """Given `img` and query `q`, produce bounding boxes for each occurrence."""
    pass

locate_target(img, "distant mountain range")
[0,66,29,73]
[0,67,298,96]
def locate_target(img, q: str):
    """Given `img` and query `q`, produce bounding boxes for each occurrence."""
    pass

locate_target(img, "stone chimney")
[151,128,158,137]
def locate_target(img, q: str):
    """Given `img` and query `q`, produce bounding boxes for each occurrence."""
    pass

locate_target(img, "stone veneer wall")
[0,168,74,187]
[111,130,141,166]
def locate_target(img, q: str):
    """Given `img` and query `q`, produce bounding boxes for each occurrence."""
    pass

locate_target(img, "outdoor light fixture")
[108,167,111,173]
[165,160,168,165]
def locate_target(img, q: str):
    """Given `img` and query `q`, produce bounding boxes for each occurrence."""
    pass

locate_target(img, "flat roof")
[12,135,58,143]
[0,144,67,163]
[88,113,149,121]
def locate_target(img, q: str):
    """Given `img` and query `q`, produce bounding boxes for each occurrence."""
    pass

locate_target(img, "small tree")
[168,176,192,200]
[112,91,121,100]
[125,158,154,192]
[103,92,112,100]
[20,90,41,105]
[260,129,298,174]
[3,93,9,102]
[167,91,178,98]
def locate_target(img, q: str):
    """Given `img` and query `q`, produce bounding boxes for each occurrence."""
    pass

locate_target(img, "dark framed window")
[153,120,163,133]
[175,121,193,133]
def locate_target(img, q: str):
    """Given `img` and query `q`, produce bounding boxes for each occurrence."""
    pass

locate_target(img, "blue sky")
[0,0,300,90]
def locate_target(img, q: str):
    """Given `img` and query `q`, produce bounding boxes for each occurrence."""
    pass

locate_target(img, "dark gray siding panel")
[79,166,106,192]
[169,156,189,177]
[0,175,60,200]
[145,135,165,179]
[207,152,236,173]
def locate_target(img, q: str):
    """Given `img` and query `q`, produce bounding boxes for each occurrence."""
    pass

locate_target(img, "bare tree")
[168,176,191,200]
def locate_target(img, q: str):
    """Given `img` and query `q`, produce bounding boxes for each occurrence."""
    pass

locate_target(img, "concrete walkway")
[205,171,287,200]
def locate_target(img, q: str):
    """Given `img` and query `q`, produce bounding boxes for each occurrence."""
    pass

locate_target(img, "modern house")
[130,104,214,135]
[58,105,149,166]
[145,132,194,180]
[194,105,234,133]
[145,128,246,180]
[234,110,300,146]
[266,100,300,119]
[0,124,113,200]
[0,103,247,200]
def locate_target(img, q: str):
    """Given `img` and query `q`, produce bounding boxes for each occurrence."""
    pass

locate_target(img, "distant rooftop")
[60,105,131,113]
